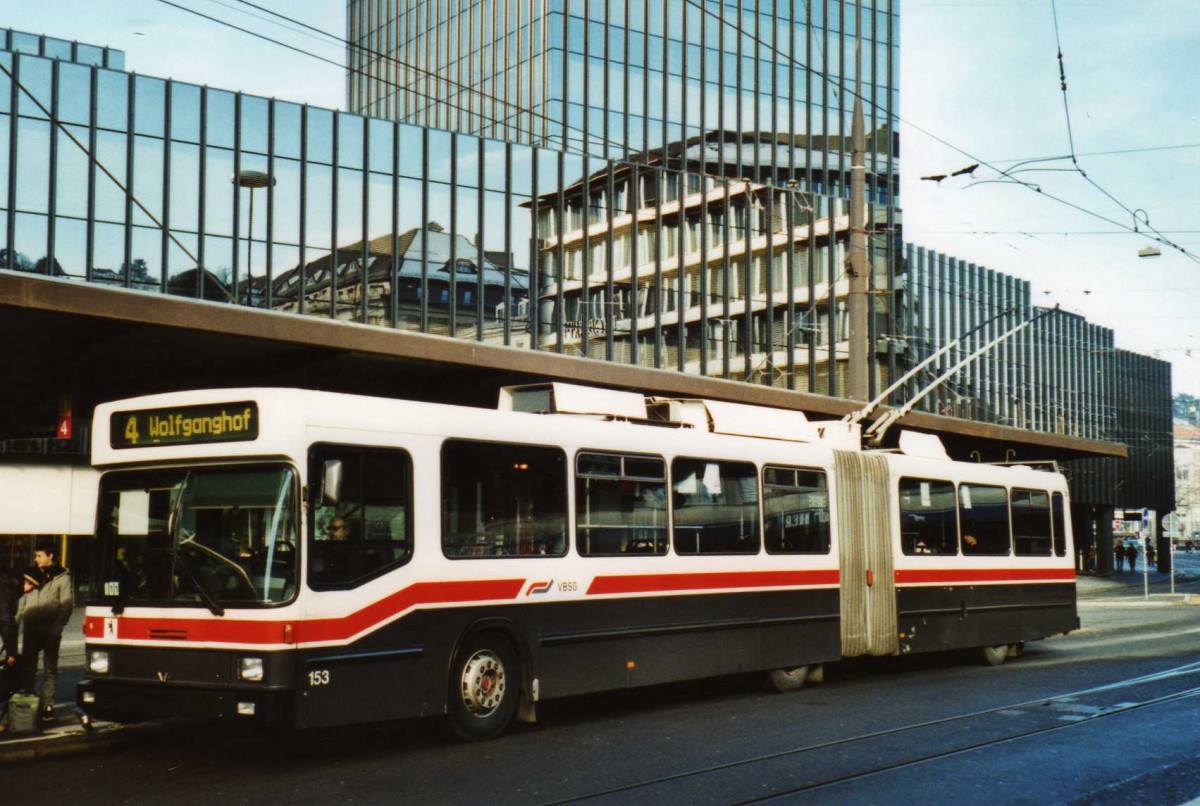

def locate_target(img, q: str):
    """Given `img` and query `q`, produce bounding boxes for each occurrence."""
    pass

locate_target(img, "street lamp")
[232,169,275,303]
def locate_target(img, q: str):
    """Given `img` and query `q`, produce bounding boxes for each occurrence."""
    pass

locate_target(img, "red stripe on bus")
[586,569,840,595]
[894,568,1076,585]
[84,578,525,646]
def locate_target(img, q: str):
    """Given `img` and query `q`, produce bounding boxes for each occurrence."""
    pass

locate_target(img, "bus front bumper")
[77,678,294,726]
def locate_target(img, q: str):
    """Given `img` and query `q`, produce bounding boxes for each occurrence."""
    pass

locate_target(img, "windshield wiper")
[166,472,225,617]
[172,541,225,617]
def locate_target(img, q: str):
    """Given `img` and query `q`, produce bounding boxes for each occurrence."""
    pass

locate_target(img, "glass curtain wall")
[0,49,536,343]
[899,243,1136,444]
[3,0,899,396]
[348,0,900,397]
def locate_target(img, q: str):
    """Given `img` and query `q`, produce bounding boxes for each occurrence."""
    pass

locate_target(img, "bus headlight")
[87,650,110,675]
[239,656,265,682]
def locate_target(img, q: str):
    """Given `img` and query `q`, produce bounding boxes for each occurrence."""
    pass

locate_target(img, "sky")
[6,0,1200,395]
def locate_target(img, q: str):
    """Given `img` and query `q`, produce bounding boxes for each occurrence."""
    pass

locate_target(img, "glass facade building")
[349,0,902,394]
[348,1,898,182]
[901,244,1174,520]
[2,4,900,398]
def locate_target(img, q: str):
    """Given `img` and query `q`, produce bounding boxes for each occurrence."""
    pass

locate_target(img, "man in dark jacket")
[0,567,22,666]
[0,567,39,734]
[18,541,73,722]
[1,567,26,697]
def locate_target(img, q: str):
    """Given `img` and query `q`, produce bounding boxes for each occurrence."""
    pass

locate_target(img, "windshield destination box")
[111,402,259,448]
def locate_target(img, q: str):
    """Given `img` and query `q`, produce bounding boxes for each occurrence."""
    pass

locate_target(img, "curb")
[1078,597,1190,608]
[0,720,130,764]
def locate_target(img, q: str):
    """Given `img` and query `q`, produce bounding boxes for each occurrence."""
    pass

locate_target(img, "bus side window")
[441,439,568,559]
[671,457,759,555]
[959,483,1011,556]
[898,478,958,555]
[308,446,413,590]
[576,452,668,556]
[763,466,830,554]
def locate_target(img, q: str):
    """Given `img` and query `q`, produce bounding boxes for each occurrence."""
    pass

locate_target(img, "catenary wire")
[177,0,1200,274]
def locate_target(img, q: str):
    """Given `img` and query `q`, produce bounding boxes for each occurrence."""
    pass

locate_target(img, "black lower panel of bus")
[293,588,842,729]
[77,645,296,723]
[78,677,294,724]
[894,582,1078,656]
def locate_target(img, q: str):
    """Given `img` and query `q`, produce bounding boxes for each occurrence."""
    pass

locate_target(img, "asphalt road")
[9,582,1200,805]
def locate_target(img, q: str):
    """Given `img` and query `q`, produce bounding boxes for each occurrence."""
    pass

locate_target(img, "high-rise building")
[348,1,901,395]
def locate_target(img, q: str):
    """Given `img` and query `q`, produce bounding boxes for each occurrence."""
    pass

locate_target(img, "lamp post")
[233,169,274,304]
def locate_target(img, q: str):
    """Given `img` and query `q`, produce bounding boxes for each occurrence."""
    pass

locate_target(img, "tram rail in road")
[536,660,1200,805]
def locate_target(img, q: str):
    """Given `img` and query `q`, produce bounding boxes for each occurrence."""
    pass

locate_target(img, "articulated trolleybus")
[78,384,1077,739]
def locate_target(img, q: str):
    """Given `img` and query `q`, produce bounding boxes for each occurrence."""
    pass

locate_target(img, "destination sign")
[111,402,259,449]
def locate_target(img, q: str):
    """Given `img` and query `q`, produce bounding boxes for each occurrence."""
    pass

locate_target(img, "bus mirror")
[320,460,343,505]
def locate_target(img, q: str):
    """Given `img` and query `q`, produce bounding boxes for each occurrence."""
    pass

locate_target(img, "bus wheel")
[979,644,1008,666]
[770,665,810,693]
[448,634,518,741]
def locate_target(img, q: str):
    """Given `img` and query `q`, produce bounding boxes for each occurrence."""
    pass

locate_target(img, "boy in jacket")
[18,541,73,722]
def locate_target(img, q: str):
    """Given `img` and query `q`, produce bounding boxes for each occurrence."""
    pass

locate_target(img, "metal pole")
[1143,528,1149,599]
[246,187,255,304]
[846,96,869,401]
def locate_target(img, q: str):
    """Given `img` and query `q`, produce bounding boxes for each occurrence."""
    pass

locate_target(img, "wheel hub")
[460,650,506,717]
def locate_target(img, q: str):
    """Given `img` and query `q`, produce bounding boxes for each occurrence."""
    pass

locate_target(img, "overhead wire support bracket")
[843,306,1017,428]
[861,306,1059,448]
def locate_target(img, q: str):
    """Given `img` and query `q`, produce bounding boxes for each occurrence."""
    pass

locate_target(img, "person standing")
[1114,539,1125,572]
[17,541,73,723]
[1,568,40,734]
[1147,542,1157,568]
[1125,542,1138,574]
[0,568,23,671]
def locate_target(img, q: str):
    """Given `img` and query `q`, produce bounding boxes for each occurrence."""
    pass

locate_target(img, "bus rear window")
[1011,489,1052,556]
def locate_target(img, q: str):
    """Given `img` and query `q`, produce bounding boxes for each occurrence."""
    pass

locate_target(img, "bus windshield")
[94,465,299,608]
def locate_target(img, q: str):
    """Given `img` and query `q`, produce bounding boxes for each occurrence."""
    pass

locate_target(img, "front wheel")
[447,633,519,742]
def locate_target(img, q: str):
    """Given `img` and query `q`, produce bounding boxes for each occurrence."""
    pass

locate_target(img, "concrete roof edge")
[1,273,1127,460]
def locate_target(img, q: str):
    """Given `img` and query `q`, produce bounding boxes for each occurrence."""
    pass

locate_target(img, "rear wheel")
[770,665,810,693]
[447,633,519,742]
[979,644,1008,666]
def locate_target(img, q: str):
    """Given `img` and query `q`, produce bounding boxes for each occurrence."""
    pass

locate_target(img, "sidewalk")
[1077,566,1200,604]
[0,608,106,761]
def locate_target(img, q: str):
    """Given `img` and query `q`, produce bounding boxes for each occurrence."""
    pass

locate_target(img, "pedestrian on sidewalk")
[1126,542,1138,574]
[17,541,73,724]
[1114,539,1125,572]
[0,567,22,671]
[1147,542,1156,568]
[0,567,40,735]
